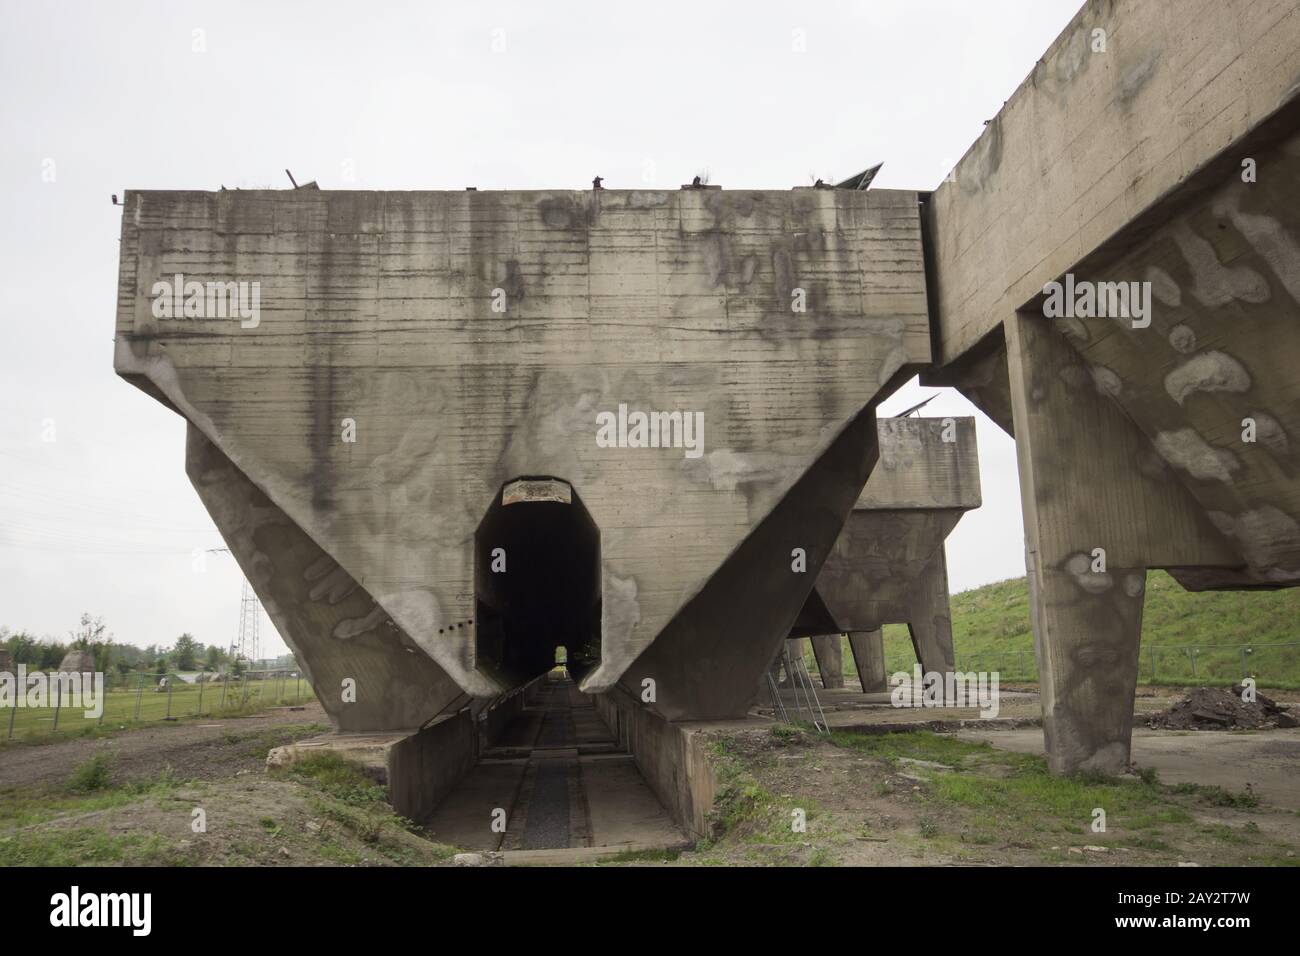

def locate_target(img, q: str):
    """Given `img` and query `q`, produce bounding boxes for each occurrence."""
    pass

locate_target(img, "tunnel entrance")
[474,477,601,688]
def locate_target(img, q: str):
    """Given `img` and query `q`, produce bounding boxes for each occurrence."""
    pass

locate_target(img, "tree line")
[0,613,243,678]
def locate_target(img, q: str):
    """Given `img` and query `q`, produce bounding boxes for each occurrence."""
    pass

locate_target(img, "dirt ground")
[671,724,1300,867]
[960,726,1300,811]
[3,696,1298,867]
[0,704,461,867]
[0,704,330,789]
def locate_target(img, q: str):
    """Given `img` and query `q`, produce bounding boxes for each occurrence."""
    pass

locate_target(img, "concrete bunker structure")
[116,185,936,835]
[114,0,1300,836]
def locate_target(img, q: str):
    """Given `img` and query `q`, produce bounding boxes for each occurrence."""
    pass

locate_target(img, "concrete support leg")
[1027,564,1147,774]
[780,638,807,687]
[809,635,844,689]
[619,404,880,720]
[1005,311,1155,774]
[848,629,886,693]
[905,550,957,676]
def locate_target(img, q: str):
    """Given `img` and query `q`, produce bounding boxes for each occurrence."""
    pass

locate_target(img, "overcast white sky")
[0,0,1083,655]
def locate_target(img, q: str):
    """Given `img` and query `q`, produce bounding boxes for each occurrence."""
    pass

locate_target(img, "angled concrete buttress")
[922,1,1300,773]
[114,186,930,733]
[788,416,980,693]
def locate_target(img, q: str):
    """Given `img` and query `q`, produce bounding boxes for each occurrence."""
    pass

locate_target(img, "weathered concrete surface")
[116,187,928,721]
[114,187,925,723]
[1040,125,1300,587]
[616,402,881,719]
[595,687,746,840]
[809,635,844,689]
[793,417,981,686]
[188,425,468,731]
[928,0,1300,367]
[848,630,887,693]
[265,709,477,823]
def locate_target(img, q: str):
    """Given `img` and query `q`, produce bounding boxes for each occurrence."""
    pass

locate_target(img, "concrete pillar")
[780,638,807,687]
[847,629,886,693]
[1004,311,1152,774]
[809,635,844,689]
[904,550,957,676]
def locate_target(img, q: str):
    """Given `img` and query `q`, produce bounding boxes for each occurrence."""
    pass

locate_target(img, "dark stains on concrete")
[537,194,590,231]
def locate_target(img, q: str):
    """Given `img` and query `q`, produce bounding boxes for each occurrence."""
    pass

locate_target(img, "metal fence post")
[52,679,62,732]
[220,673,229,711]
[1148,645,1156,683]
[1189,648,1197,679]
[7,686,18,739]
[197,674,205,716]
[134,672,145,721]
[165,674,174,719]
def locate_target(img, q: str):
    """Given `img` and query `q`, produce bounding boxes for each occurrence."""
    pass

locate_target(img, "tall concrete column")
[809,635,844,689]
[848,629,886,693]
[1004,312,1153,774]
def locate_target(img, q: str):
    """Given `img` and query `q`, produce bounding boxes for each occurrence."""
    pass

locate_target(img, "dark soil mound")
[1146,685,1297,730]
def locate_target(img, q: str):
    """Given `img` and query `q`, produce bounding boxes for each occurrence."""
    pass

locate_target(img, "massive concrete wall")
[115,187,928,725]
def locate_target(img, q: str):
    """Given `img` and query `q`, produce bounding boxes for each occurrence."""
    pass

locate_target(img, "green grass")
[0,677,318,745]
[829,729,985,767]
[695,733,827,865]
[66,754,113,793]
[0,828,184,866]
[279,751,388,806]
[821,730,1283,862]
[806,571,1300,688]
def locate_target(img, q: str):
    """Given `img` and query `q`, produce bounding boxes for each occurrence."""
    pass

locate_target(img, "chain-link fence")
[3,669,318,742]
[879,643,1300,689]
[799,638,1300,691]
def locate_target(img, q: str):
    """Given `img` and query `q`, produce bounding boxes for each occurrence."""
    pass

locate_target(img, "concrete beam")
[928,0,1300,367]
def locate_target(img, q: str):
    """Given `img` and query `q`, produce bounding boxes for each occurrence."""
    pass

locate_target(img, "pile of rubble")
[1146,685,1298,730]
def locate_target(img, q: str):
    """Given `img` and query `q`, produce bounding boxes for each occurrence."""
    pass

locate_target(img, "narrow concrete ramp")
[424,673,687,859]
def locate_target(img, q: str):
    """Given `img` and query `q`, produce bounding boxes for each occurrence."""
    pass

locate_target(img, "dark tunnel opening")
[474,477,601,689]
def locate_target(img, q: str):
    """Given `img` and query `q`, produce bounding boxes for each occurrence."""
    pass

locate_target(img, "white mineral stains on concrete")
[1153,428,1241,482]
[1164,350,1251,404]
